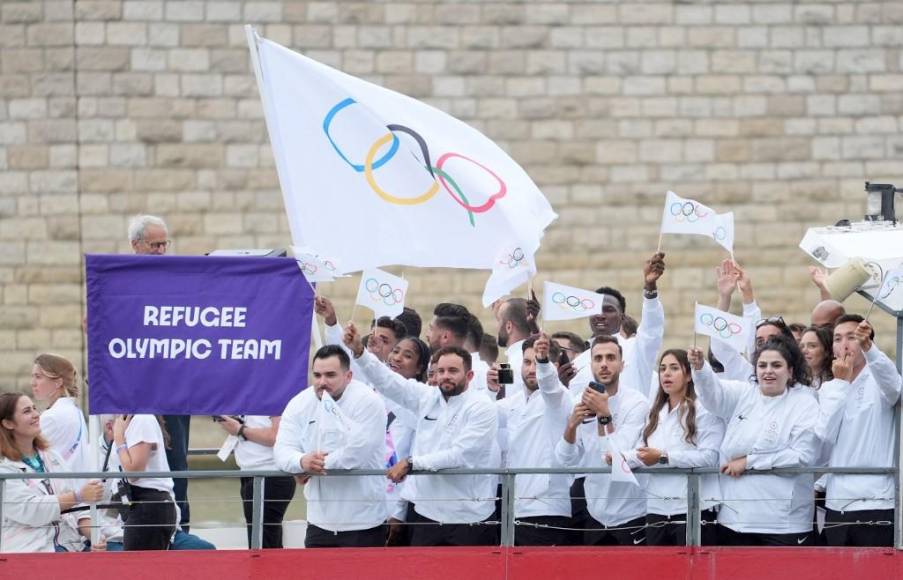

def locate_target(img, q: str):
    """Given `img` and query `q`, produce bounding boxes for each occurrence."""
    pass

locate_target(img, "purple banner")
[86,254,314,415]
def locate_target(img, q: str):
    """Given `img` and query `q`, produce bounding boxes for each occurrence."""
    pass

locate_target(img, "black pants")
[646,509,719,546]
[516,516,571,546]
[123,486,177,551]
[717,524,814,546]
[305,523,386,548]
[407,505,497,546]
[566,477,590,545]
[240,475,297,549]
[584,515,646,546]
[163,414,191,530]
[824,508,894,547]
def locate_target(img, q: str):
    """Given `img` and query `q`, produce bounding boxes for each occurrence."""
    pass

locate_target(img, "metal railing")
[0,465,897,551]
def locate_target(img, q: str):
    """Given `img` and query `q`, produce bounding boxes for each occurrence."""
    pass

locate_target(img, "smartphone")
[588,380,607,394]
[497,363,514,385]
[558,350,570,366]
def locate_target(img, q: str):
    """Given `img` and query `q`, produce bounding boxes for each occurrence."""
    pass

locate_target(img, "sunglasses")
[756,316,786,330]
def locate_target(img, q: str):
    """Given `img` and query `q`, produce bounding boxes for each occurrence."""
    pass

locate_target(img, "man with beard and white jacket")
[817,315,902,547]
[497,333,574,545]
[274,345,387,548]
[494,297,536,401]
[345,324,500,547]
[555,335,650,545]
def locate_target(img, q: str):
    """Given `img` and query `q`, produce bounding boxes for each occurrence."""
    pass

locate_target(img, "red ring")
[435,152,507,214]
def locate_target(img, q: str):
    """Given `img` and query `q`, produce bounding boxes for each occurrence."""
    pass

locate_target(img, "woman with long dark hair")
[689,336,819,546]
[800,325,834,390]
[0,393,103,552]
[629,349,724,545]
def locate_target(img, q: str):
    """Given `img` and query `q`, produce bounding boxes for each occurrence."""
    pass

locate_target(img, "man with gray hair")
[127,214,191,530]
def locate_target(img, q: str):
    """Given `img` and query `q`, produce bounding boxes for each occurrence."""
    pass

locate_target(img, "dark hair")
[479,333,499,364]
[594,286,626,313]
[396,307,422,338]
[800,325,834,385]
[522,335,561,361]
[644,349,698,446]
[551,331,588,354]
[500,298,532,335]
[751,335,809,387]
[788,322,807,336]
[433,302,471,340]
[313,344,351,371]
[373,316,406,341]
[620,314,638,338]
[0,393,48,461]
[398,336,430,383]
[833,313,875,339]
[466,314,484,350]
[755,316,796,343]
[590,334,622,357]
[432,346,472,372]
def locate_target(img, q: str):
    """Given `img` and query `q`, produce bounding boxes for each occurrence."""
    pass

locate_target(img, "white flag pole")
[87,414,100,546]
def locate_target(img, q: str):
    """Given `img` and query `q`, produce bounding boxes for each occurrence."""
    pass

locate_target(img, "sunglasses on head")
[756,316,786,330]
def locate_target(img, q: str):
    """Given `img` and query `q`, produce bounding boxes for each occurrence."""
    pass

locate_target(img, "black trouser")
[407,505,497,546]
[584,515,647,546]
[824,508,894,547]
[123,486,177,551]
[645,509,719,546]
[567,477,590,545]
[163,414,191,530]
[516,515,572,546]
[717,524,814,546]
[304,523,387,548]
[240,475,297,549]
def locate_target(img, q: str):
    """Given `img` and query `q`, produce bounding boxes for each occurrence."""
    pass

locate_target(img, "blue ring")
[323,97,399,172]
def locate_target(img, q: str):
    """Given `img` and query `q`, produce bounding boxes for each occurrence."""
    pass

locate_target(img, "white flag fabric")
[481,244,535,307]
[316,392,349,454]
[607,437,639,487]
[249,30,556,274]
[712,211,735,254]
[542,281,601,321]
[660,191,734,253]
[355,268,408,319]
[292,245,340,283]
[877,267,903,301]
[694,303,751,353]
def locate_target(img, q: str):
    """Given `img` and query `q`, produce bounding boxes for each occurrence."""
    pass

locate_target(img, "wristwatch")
[536,356,549,364]
[597,415,612,426]
[657,453,669,465]
[237,425,247,440]
[644,288,658,299]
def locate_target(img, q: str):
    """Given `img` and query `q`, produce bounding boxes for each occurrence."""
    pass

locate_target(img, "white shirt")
[817,344,902,512]
[40,397,92,474]
[274,379,388,532]
[233,415,278,471]
[504,339,526,401]
[470,352,495,402]
[111,414,174,494]
[0,449,81,553]
[497,360,573,519]
[571,296,665,400]
[693,363,819,534]
[555,386,649,527]
[627,402,724,515]
[357,350,500,524]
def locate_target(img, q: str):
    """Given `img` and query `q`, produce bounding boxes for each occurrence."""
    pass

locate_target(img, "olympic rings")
[498,247,526,269]
[551,292,595,312]
[713,226,727,241]
[699,313,743,339]
[880,275,903,299]
[669,201,709,223]
[365,278,404,306]
[299,261,317,275]
[322,99,508,226]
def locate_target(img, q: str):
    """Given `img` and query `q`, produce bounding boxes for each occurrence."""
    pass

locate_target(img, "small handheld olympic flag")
[481,243,536,307]
[694,303,750,354]
[292,245,340,283]
[355,268,408,319]
[607,437,639,487]
[542,281,601,322]
[660,191,734,255]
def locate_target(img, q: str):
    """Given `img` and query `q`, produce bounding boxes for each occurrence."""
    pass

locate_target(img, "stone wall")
[2,0,903,390]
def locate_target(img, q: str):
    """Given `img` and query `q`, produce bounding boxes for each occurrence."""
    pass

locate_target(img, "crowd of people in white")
[1,215,900,551]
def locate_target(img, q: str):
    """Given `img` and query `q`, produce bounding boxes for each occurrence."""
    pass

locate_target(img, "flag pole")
[864,272,886,322]
[656,232,664,254]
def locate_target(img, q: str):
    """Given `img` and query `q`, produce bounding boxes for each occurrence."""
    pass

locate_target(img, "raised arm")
[689,349,747,420]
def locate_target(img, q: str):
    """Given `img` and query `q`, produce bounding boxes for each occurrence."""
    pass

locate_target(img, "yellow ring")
[364,133,439,205]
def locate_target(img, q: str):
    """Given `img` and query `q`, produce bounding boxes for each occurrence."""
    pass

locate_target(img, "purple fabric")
[86,254,313,415]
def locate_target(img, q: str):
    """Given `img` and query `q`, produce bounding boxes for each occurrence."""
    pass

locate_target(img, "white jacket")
[274,379,388,532]
[628,401,724,516]
[817,344,902,512]
[555,386,649,527]
[357,350,500,524]
[0,449,83,553]
[497,360,572,519]
[693,363,819,534]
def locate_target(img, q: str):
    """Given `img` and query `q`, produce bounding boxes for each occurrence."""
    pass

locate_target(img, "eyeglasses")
[143,240,171,250]
[756,316,786,330]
